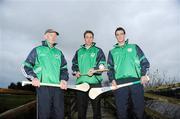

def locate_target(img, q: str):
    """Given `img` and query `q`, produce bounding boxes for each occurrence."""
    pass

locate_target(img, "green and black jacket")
[22,40,69,84]
[72,43,106,84]
[107,40,150,84]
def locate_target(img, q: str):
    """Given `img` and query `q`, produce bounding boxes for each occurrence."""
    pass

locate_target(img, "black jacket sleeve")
[60,52,69,81]
[72,50,79,72]
[136,45,150,76]
[93,48,106,75]
[107,51,115,82]
[22,48,37,80]
[94,48,106,69]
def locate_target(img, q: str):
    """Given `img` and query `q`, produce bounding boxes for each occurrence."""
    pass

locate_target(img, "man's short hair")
[115,27,126,35]
[84,30,94,38]
[44,29,59,35]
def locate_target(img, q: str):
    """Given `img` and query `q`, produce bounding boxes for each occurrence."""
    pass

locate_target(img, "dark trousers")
[76,84,101,119]
[36,86,64,119]
[114,84,144,119]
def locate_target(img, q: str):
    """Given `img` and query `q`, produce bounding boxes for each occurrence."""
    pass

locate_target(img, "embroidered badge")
[127,48,132,52]
[91,53,95,57]
[54,54,60,59]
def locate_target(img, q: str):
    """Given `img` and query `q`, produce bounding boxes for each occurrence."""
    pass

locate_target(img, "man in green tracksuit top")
[21,29,69,119]
[72,30,106,119]
[107,27,150,119]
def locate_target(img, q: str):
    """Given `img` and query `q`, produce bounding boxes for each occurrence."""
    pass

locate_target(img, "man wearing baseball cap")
[21,29,69,119]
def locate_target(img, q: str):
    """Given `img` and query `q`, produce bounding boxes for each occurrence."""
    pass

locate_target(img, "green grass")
[0,94,35,113]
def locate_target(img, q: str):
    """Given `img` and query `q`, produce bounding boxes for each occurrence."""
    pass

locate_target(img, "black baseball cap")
[44,29,59,35]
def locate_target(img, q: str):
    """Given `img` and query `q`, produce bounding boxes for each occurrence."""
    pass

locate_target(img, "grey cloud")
[0,0,179,87]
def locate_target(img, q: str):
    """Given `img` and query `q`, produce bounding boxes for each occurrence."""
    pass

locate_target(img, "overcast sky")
[0,0,180,88]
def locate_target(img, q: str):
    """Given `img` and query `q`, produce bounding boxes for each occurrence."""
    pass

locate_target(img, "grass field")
[0,94,35,113]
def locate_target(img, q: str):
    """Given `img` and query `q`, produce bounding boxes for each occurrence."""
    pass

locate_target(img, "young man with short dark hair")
[107,27,150,119]
[72,30,106,119]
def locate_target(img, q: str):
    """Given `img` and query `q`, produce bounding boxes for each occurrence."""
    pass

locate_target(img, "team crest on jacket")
[91,53,95,57]
[54,54,60,59]
[127,48,132,52]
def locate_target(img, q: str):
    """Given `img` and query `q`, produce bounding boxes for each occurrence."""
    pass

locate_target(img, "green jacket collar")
[81,42,96,49]
[42,40,57,48]
[114,39,128,48]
